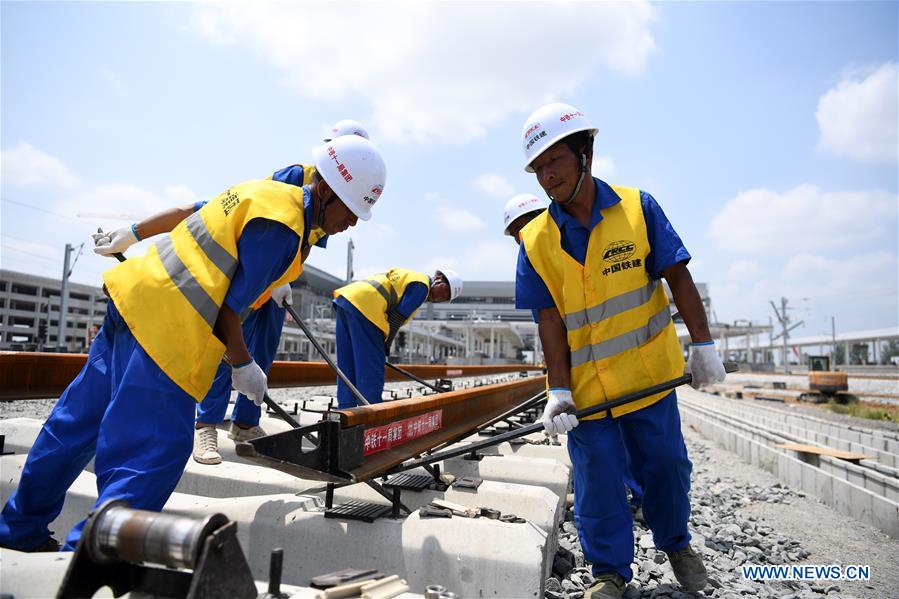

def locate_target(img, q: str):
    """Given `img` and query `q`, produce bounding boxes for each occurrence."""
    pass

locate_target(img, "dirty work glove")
[541,388,579,436]
[270,283,293,308]
[92,225,139,256]
[686,341,726,389]
[231,359,267,406]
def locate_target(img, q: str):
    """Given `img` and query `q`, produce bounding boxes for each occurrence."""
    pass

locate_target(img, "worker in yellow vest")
[505,192,648,520]
[189,120,372,464]
[0,135,387,553]
[332,268,462,407]
[516,103,725,598]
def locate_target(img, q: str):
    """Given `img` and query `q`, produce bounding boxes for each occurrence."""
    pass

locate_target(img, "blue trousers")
[0,302,195,551]
[334,300,386,408]
[195,300,286,426]
[567,391,692,581]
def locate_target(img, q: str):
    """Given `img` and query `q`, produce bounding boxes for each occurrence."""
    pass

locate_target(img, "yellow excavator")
[801,356,855,403]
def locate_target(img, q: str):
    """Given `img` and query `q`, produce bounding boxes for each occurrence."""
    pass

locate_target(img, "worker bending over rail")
[92,121,373,466]
[332,268,462,407]
[515,103,726,598]
[0,135,387,552]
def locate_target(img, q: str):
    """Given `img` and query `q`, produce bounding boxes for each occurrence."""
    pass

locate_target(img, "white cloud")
[782,252,897,300]
[592,155,615,179]
[436,205,485,233]
[472,173,515,198]
[1,143,81,188]
[724,259,764,283]
[164,184,198,203]
[708,184,897,255]
[424,192,442,202]
[193,2,657,144]
[816,62,898,162]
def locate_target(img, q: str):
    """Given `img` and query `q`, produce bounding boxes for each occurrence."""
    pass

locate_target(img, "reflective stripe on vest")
[361,278,399,312]
[564,279,661,332]
[570,303,672,367]
[155,235,220,329]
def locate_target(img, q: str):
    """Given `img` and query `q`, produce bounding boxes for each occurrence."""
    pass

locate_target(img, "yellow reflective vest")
[333,268,431,338]
[519,185,684,419]
[104,179,307,401]
[249,165,324,310]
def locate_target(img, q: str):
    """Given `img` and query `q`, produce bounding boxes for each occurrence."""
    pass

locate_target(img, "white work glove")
[541,388,579,436]
[92,225,139,256]
[270,283,293,308]
[231,359,267,406]
[685,342,727,389]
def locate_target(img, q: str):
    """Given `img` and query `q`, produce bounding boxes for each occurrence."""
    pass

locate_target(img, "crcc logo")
[603,240,636,263]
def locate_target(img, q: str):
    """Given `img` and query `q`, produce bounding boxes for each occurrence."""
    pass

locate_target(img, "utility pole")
[769,297,804,374]
[345,239,354,283]
[831,316,837,365]
[57,243,84,352]
[58,244,72,351]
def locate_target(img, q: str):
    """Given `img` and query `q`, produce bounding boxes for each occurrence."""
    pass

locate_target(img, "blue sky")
[2,1,896,338]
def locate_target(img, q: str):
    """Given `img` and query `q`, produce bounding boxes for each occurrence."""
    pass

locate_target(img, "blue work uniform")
[195,168,328,427]
[0,220,299,552]
[333,283,429,408]
[516,177,692,581]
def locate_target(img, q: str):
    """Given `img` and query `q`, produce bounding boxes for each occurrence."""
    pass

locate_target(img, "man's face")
[318,181,359,235]
[508,212,541,245]
[429,274,451,303]
[530,141,580,201]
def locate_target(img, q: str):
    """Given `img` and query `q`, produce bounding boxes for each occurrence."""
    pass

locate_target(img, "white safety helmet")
[503,194,545,236]
[436,269,463,302]
[521,102,598,172]
[312,136,386,222]
[324,119,370,142]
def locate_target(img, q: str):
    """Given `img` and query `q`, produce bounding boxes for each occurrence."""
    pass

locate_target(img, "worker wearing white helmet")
[332,268,461,408]
[515,102,725,598]
[0,137,388,553]
[503,193,546,243]
[324,119,370,142]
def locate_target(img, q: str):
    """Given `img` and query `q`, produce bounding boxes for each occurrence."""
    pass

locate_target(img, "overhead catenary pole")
[57,244,73,351]
[345,239,354,283]
[831,316,837,365]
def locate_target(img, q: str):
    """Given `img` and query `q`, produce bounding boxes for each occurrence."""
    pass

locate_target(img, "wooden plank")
[776,443,874,461]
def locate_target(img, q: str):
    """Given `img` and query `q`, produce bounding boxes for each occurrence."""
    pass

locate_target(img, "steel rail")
[0,352,540,400]
[236,375,547,483]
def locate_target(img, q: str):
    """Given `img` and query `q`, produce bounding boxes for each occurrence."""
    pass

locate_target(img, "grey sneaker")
[228,422,267,442]
[585,572,626,599]
[193,426,222,465]
[666,544,708,591]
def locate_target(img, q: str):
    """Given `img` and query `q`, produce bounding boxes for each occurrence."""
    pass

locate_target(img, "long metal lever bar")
[385,362,441,393]
[395,363,739,472]
[283,304,370,406]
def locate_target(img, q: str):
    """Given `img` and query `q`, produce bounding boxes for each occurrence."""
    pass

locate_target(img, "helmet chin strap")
[547,152,588,206]
[315,187,337,230]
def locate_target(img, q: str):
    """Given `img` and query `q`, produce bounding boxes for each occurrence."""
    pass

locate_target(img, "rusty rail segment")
[0,352,542,400]
[236,375,547,483]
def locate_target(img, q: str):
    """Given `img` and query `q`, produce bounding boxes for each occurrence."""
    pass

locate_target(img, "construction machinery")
[801,356,855,403]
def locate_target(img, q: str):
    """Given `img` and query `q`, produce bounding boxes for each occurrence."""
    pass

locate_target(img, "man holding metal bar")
[515,103,726,598]
[0,135,387,553]
[93,122,373,465]
[332,268,462,408]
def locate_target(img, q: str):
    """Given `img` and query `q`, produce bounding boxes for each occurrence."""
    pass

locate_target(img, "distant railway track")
[0,351,541,400]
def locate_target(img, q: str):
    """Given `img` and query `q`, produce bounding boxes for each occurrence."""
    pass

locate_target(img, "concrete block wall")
[680,404,899,539]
